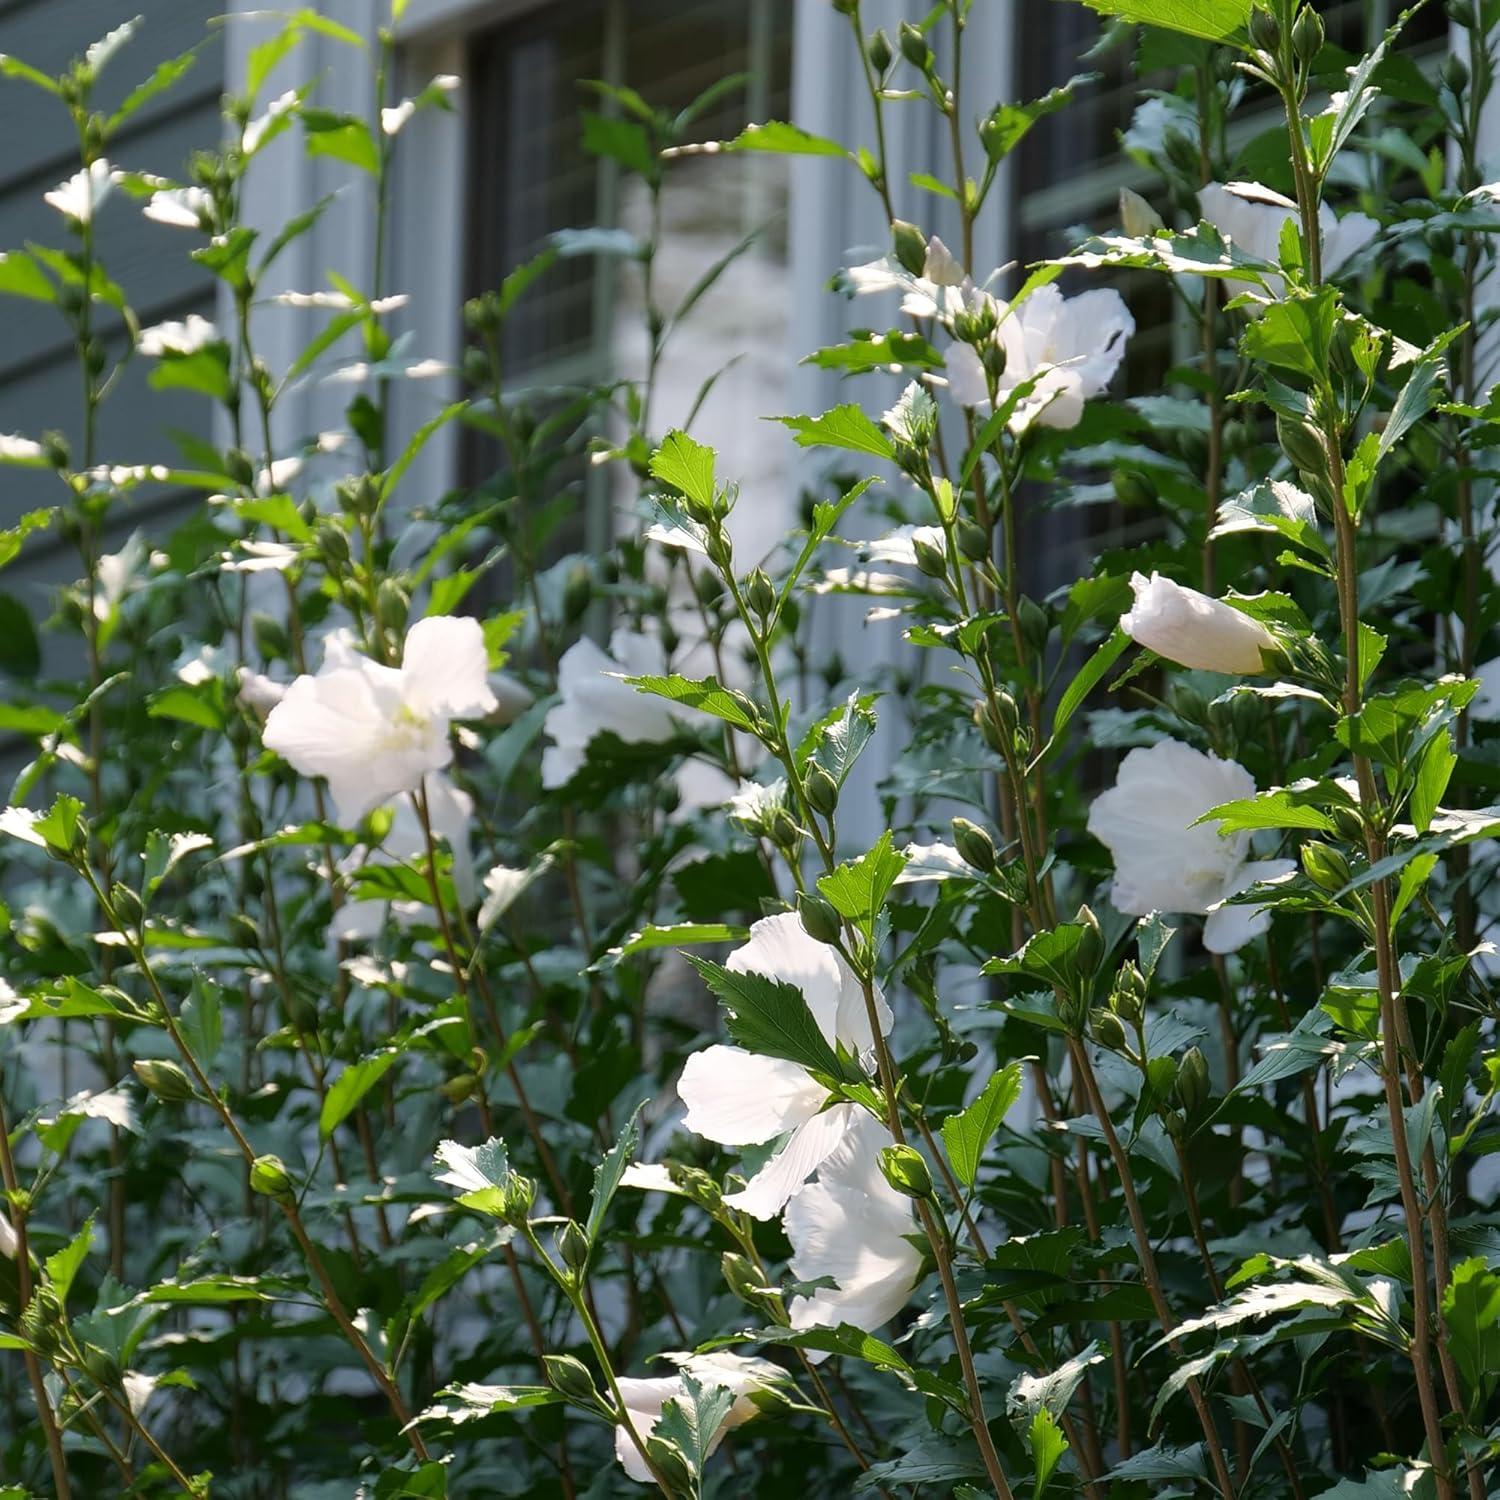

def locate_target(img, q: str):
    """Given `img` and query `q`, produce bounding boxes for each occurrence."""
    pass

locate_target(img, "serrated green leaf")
[941,1061,1022,1187]
[320,1047,402,1140]
[687,956,844,1079]
[771,405,895,460]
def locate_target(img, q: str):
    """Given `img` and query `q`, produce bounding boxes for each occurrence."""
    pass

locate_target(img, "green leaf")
[723,120,849,158]
[649,430,717,512]
[585,1102,643,1244]
[686,956,844,1079]
[497,245,559,318]
[1047,626,1129,749]
[45,1214,96,1304]
[148,683,226,732]
[772,405,895,460]
[0,595,38,677]
[1062,0,1251,43]
[320,1047,402,1140]
[414,1381,562,1427]
[602,922,746,966]
[108,47,199,131]
[302,110,380,174]
[798,692,878,785]
[1201,783,1342,834]
[1240,288,1338,380]
[581,112,656,177]
[656,1373,738,1480]
[982,74,1096,161]
[1441,1256,1500,1411]
[1410,730,1455,835]
[1029,1409,1068,1498]
[624,672,762,734]
[941,1061,1023,1187]
[803,329,943,373]
[0,251,55,302]
[817,832,907,933]
[1209,479,1330,562]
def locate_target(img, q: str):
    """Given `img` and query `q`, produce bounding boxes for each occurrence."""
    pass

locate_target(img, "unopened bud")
[951,817,997,873]
[797,890,843,945]
[956,517,990,562]
[1276,414,1328,479]
[556,1218,590,1273]
[1112,961,1146,1024]
[1112,469,1156,509]
[1090,1008,1127,1052]
[981,340,1009,383]
[318,522,351,569]
[500,1173,537,1226]
[545,1354,603,1406]
[562,564,592,623]
[133,1058,197,1102]
[1248,5,1281,53]
[867,27,893,74]
[1175,1045,1211,1118]
[1017,596,1049,656]
[805,763,839,817]
[1075,905,1104,978]
[898,20,932,69]
[249,1153,296,1202]
[1291,6,1324,63]
[891,219,928,277]
[722,1250,772,1306]
[1442,53,1470,95]
[1301,841,1350,893]
[913,533,949,579]
[878,1144,934,1199]
[747,568,776,618]
[770,810,802,850]
[375,579,409,635]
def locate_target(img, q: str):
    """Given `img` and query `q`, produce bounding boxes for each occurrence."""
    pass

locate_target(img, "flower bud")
[722,1250,772,1306]
[891,219,928,277]
[374,578,409,636]
[318,522,351,570]
[556,1218,590,1272]
[251,612,290,661]
[545,1353,603,1406]
[1301,841,1350,893]
[913,532,949,579]
[1112,468,1157,509]
[770,810,802,851]
[981,339,1009,383]
[1075,905,1104,979]
[43,430,72,469]
[461,345,492,388]
[1119,187,1164,238]
[1122,572,1276,675]
[500,1173,537,1227]
[439,1072,479,1104]
[1275,414,1328,480]
[1017,596,1049,656]
[797,890,843,946]
[110,882,144,932]
[951,817,997,874]
[1447,0,1476,23]
[249,1153,296,1202]
[897,23,932,70]
[747,568,776,618]
[133,1058,197,1103]
[867,27,893,74]
[562,564,592,623]
[878,1144,934,1199]
[1111,961,1146,1025]
[1248,5,1281,53]
[1442,53,1470,94]
[1175,1044,1211,1118]
[1090,1008,1127,1052]
[805,763,839,817]
[956,517,990,563]
[1291,6,1325,63]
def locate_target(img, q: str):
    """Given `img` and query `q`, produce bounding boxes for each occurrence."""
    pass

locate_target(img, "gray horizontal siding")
[0,1,226,690]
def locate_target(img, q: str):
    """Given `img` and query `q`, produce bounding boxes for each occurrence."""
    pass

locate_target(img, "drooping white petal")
[1202,858,1297,954]
[678,1045,826,1147]
[401,615,498,720]
[725,1103,859,1221]
[786,1112,922,1337]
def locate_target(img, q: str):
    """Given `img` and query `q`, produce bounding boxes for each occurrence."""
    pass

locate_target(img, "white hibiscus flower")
[677,912,892,1219]
[262,616,497,824]
[44,159,115,224]
[1198,180,1378,295]
[1087,740,1295,953]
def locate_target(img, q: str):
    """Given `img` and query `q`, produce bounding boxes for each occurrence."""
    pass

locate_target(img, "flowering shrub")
[2,1,1499,1497]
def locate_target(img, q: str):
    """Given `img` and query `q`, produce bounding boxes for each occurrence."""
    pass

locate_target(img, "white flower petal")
[725,1104,859,1221]
[678,1045,826,1147]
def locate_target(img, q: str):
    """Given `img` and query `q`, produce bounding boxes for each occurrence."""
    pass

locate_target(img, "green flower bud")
[225,447,256,488]
[1248,5,1281,53]
[1090,1008,1128,1052]
[317,522,351,570]
[1442,53,1470,95]
[805,763,839,817]
[898,20,932,70]
[251,612,291,661]
[981,340,1009,383]
[1175,1044,1211,1118]
[1112,468,1157,509]
[110,883,144,933]
[747,568,776,618]
[1017,595,1050,656]
[1275,414,1328,480]
[562,564,592,623]
[706,528,734,572]
[770,810,802,851]
[81,1343,123,1390]
[646,1438,695,1497]
[878,1144,934,1199]
[556,1218,590,1273]
[891,219,928,277]
[133,1058,198,1103]
[867,27,893,74]
[1291,6,1325,63]
[797,890,843,946]
[974,697,1008,755]
[951,817,997,874]
[956,517,990,563]
[721,1250,772,1306]
[461,345,492,389]
[952,300,999,346]
[1447,0,1476,23]
[500,1173,537,1227]
[1301,841,1350,893]
[439,1072,479,1104]
[913,533,949,579]
[43,430,72,470]
[374,578,409,635]
[545,1353,603,1406]
[1074,905,1104,979]
[1111,961,1146,1025]
[249,1154,296,1202]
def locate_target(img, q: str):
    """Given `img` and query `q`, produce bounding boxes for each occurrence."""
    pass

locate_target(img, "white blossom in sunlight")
[677,913,892,1219]
[784,1111,923,1338]
[945,283,1134,432]
[1087,740,1296,953]
[95,533,148,618]
[847,233,976,321]
[864,524,947,568]
[263,615,496,824]
[1198,181,1378,294]
[143,185,212,230]
[138,314,221,357]
[332,773,474,945]
[613,1353,784,1484]
[1122,571,1276,674]
[236,668,287,716]
[244,89,299,155]
[541,629,679,789]
[44,159,115,224]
